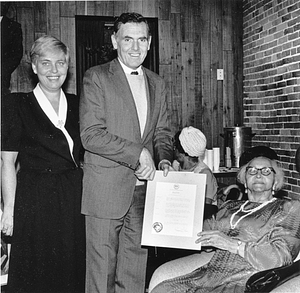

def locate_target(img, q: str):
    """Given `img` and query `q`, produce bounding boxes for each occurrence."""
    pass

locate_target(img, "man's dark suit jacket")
[1,15,23,95]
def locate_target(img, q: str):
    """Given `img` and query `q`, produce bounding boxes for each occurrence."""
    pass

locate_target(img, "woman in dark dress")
[1,35,85,293]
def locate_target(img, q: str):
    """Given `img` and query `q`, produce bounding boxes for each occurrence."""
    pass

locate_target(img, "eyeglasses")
[246,166,276,176]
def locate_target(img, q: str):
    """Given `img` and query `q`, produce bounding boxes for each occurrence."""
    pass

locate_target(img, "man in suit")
[80,12,173,293]
[1,2,23,96]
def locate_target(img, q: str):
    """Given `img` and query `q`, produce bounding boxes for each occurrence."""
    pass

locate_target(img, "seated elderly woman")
[172,126,218,219]
[150,146,300,293]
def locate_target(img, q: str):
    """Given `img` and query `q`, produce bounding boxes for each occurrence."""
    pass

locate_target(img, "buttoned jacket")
[80,58,173,219]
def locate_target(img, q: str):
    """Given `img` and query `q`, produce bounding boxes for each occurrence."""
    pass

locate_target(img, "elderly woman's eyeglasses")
[246,166,276,176]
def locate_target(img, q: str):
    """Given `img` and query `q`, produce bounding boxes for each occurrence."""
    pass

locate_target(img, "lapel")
[109,59,144,140]
[142,68,156,142]
[28,92,76,164]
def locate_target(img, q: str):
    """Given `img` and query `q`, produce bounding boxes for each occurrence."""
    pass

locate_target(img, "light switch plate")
[217,69,224,80]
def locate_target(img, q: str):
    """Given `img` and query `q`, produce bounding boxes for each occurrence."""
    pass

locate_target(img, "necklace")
[230,198,276,229]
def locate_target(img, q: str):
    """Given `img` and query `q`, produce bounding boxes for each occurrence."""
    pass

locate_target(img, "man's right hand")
[134,148,156,181]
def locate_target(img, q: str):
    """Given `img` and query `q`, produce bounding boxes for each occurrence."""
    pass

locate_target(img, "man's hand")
[159,161,174,177]
[134,148,156,180]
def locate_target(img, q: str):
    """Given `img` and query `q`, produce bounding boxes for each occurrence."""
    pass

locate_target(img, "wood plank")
[170,13,182,131]
[15,6,35,92]
[159,65,174,132]
[222,0,235,138]
[210,0,223,150]
[18,7,35,54]
[193,2,202,130]
[94,1,114,16]
[171,0,181,14]
[11,60,33,93]
[113,1,129,17]
[158,0,171,20]
[181,0,194,42]
[222,0,232,51]
[200,0,213,148]
[60,17,76,95]
[47,1,60,38]
[158,20,171,65]
[142,0,157,17]
[11,1,33,9]
[223,50,235,128]
[127,0,143,14]
[34,1,46,33]
[232,0,244,126]
[86,1,96,15]
[181,42,195,127]
[76,1,87,15]
[60,1,76,17]
[223,0,243,127]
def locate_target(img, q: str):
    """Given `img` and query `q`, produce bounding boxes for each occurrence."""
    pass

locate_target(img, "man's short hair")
[113,12,150,36]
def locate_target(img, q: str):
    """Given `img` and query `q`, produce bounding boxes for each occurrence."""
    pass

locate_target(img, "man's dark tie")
[131,71,138,75]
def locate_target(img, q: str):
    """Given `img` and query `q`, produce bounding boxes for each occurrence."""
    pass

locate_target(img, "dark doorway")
[75,15,159,95]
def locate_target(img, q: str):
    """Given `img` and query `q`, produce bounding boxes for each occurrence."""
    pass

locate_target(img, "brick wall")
[243,0,300,198]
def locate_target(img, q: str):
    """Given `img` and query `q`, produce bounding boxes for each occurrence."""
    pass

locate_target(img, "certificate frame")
[142,171,206,250]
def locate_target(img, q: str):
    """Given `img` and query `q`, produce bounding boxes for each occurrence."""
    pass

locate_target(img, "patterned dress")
[152,198,300,293]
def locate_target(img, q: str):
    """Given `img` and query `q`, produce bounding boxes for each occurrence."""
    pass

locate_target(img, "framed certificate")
[141,171,206,250]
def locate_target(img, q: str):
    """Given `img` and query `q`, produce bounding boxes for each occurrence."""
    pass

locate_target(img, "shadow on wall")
[296,147,300,173]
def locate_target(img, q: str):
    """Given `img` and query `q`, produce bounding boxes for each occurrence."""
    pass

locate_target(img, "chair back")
[217,184,243,209]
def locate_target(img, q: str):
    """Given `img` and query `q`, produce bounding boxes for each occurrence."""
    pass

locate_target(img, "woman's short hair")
[237,157,285,191]
[30,35,70,64]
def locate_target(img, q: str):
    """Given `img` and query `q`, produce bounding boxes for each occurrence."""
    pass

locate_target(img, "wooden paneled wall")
[8,0,243,163]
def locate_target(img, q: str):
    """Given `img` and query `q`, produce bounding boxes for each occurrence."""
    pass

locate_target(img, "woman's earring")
[244,185,248,194]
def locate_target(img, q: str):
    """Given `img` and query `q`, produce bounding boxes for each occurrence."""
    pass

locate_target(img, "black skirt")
[7,167,85,293]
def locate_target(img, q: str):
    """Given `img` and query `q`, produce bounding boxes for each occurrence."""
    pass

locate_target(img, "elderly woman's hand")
[196,230,240,254]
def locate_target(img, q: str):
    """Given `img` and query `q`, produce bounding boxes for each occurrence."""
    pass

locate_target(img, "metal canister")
[222,126,254,167]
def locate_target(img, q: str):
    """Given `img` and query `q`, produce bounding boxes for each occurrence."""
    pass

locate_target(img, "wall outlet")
[217,69,224,80]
